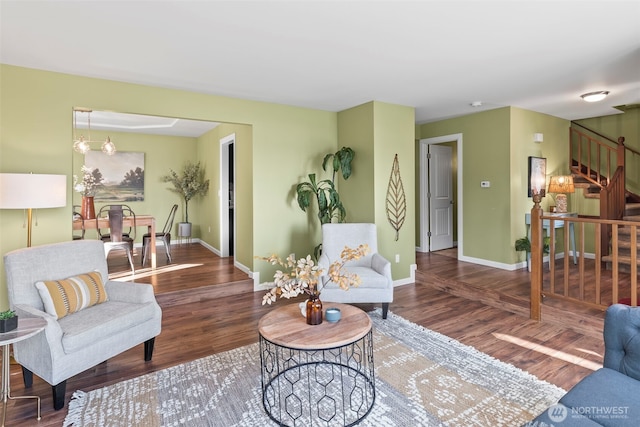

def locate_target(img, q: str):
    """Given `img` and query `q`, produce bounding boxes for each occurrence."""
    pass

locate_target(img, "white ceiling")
[2,0,639,132]
[73,110,220,138]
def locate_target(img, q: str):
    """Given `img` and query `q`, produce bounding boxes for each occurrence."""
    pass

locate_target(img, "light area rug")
[63,310,564,426]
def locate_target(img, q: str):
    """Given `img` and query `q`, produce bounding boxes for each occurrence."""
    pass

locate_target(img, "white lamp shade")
[0,173,67,209]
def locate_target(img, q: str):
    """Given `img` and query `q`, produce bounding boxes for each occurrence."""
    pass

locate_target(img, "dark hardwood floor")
[4,244,605,426]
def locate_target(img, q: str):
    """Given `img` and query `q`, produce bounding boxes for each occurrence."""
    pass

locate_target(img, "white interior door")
[429,144,453,251]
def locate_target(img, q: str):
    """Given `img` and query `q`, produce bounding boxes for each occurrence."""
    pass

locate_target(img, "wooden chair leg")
[52,381,66,410]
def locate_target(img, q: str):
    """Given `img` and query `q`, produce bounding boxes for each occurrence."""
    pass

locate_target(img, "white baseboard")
[394,263,416,287]
[194,240,256,287]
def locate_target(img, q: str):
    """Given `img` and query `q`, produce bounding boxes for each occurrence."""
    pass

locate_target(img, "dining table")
[72,214,157,269]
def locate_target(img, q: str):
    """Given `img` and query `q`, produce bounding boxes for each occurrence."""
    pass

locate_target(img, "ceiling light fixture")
[470,101,483,107]
[73,108,117,155]
[580,91,610,103]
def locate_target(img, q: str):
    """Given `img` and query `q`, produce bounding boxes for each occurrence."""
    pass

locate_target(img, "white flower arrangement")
[257,244,369,305]
[73,165,103,197]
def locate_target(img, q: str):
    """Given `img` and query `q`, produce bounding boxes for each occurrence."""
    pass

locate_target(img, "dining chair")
[97,204,134,241]
[72,205,85,240]
[97,204,136,274]
[142,204,178,267]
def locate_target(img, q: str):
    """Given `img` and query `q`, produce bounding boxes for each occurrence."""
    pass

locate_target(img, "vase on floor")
[306,293,323,325]
[81,196,96,220]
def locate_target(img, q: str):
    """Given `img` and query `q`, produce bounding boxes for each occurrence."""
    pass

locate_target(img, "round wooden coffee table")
[258,303,375,427]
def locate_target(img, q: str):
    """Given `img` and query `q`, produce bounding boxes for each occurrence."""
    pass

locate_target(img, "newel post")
[530,193,544,321]
[617,136,625,168]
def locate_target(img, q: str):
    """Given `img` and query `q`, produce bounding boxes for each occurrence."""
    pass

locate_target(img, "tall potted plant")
[162,161,210,238]
[296,147,354,257]
[296,147,354,225]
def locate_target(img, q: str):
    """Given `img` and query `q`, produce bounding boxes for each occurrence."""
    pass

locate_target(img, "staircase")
[601,210,640,273]
[570,123,640,272]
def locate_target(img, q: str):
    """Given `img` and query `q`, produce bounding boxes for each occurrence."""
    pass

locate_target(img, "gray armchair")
[318,223,393,318]
[4,240,162,410]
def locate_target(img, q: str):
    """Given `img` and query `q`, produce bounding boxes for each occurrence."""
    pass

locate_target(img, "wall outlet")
[395,254,400,263]
[481,181,491,188]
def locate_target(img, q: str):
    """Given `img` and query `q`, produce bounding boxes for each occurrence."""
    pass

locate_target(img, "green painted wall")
[1,65,420,309]
[0,65,339,308]
[510,108,572,261]
[194,126,221,246]
[337,103,375,222]
[197,123,253,267]
[418,107,572,266]
[419,108,511,263]
[338,101,416,279]
[373,102,417,277]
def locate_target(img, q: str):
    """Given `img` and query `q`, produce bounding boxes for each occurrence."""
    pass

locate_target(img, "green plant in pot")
[515,236,551,254]
[0,310,18,333]
[162,161,210,238]
[296,147,354,257]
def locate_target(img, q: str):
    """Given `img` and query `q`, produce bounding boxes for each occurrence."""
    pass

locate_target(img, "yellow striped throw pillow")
[35,271,108,319]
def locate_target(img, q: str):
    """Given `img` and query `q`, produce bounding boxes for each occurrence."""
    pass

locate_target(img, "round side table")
[0,317,46,427]
[258,303,375,427]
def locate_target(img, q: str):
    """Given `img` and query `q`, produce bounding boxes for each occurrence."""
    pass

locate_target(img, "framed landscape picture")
[85,150,145,202]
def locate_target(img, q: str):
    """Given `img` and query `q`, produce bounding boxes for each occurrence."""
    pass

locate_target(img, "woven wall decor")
[386,154,406,241]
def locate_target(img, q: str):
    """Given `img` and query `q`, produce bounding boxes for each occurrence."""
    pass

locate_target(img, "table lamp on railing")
[0,173,67,247]
[548,175,575,213]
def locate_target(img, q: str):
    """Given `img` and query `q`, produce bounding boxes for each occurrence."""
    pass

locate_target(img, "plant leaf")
[339,147,354,179]
[385,154,406,241]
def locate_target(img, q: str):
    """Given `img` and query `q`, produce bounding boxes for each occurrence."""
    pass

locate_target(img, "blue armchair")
[526,304,640,426]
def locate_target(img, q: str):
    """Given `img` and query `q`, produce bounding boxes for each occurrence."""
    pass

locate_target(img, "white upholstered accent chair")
[4,240,162,410]
[318,223,393,318]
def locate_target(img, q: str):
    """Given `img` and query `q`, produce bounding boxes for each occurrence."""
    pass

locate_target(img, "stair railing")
[569,123,637,255]
[529,209,639,321]
[569,124,624,189]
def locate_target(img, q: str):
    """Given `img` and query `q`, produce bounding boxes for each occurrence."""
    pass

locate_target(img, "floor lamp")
[0,173,67,247]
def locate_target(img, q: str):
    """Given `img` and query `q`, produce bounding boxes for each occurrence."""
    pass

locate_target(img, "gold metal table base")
[1,344,41,426]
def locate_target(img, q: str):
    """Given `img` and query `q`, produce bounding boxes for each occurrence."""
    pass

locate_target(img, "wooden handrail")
[569,127,624,188]
[529,212,640,320]
[571,121,619,146]
[569,125,636,256]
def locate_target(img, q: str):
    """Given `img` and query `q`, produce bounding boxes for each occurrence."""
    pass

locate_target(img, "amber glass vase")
[306,293,323,325]
[81,196,96,220]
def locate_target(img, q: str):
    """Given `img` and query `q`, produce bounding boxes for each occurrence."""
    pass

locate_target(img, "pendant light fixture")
[73,108,117,155]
